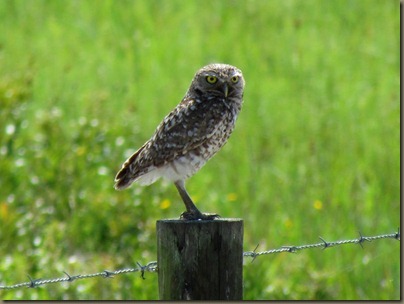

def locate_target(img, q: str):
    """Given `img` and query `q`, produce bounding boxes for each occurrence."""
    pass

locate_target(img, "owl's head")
[188,63,245,99]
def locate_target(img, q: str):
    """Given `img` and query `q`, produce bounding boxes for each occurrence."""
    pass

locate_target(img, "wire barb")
[27,275,39,289]
[63,271,77,282]
[319,236,330,250]
[395,227,400,240]
[243,243,260,263]
[136,262,146,280]
[356,231,370,249]
[282,246,298,253]
[103,270,115,278]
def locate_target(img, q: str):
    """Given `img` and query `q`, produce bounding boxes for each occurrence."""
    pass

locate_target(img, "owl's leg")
[174,180,219,220]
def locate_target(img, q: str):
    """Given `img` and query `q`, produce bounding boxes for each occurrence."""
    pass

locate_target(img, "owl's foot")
[180,211,220,221]
[175,180,220,220]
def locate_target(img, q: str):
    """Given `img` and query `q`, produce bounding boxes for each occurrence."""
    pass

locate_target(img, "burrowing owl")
[115,63,245,220]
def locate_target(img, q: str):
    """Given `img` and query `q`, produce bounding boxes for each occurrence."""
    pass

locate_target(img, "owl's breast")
[192,101,238,159]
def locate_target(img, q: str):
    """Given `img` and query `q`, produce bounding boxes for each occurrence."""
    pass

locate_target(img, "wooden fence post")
[157,218,243,300]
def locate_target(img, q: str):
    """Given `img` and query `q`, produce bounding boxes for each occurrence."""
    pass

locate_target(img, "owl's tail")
[114,166,133,190]
[114,144,146,190]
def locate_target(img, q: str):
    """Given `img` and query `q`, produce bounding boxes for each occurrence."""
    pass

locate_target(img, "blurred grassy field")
[0,0,399,300]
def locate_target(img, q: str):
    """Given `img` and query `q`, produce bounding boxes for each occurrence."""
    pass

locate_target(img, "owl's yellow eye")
[206,75,218,84]
[231,76,239,83]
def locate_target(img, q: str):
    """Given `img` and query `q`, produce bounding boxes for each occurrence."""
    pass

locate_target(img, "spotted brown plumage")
[115,63,245,220]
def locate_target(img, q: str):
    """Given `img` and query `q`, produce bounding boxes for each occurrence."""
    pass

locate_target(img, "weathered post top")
[157,218,243,300]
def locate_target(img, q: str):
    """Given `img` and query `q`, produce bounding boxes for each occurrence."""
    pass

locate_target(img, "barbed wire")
[0,229,399,290]
[0,262,158,290]
[243,228,400,261]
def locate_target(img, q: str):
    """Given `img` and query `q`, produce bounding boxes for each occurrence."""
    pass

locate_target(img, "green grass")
[0,0,399,300]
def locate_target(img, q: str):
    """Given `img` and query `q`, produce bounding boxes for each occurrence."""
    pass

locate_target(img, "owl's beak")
[223,83,229,98]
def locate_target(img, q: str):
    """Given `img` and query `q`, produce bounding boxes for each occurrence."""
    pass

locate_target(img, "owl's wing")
[115,96,227,189]
[147,96,225,166]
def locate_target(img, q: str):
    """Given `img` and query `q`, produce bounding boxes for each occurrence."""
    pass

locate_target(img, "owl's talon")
[180,211,220,221]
